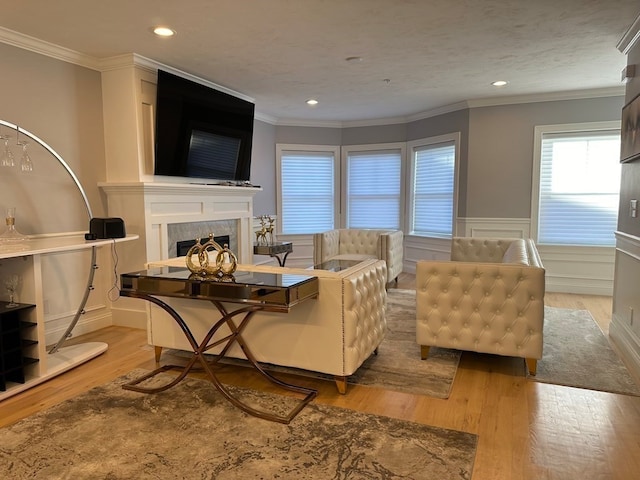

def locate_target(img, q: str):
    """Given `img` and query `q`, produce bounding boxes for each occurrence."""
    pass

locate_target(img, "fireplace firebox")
[176,235,231,257]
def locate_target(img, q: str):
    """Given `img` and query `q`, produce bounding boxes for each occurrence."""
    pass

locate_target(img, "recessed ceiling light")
[153,26,176,37]
[491,80,508,87]
[306,99,319,106]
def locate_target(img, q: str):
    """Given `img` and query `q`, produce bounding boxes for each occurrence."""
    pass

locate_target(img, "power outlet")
[631,199,638,218]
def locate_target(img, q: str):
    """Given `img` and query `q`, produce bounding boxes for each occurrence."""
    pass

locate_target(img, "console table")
[120,266,319,424]
[0,233,138,400]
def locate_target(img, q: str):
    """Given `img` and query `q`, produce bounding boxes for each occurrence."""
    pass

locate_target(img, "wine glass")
[18,141,33,172]
[4,273,20,308]
[0,135,15,167]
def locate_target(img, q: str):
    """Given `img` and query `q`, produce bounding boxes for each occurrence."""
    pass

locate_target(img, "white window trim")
[530,121,621,244]
[275,143,341,235]
[405,132,461,238]
[340,142,406,230]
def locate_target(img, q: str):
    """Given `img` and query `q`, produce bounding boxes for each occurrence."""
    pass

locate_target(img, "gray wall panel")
[467,97,623,218]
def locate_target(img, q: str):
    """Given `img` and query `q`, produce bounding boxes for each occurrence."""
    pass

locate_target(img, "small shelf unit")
[0,302,38,391]
[0,233,138,400]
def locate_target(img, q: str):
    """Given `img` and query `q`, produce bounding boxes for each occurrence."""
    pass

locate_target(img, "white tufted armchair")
[416,237,545,375]
[313,228,404,283]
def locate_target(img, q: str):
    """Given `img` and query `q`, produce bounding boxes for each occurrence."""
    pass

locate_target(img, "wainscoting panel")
[273,234,314,268]
[403,236,451,274]
[538,244,615,295]
[610,232,640,381]
[457,217,531,238]
[456,217,614,295]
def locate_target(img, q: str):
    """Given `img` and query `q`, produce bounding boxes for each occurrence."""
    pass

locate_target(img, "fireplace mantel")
[99,181,262,198]
[99,182,261,269]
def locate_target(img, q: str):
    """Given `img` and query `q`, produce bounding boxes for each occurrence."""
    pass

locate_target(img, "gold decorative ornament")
[185,233,237,279]
[254,215,275,245]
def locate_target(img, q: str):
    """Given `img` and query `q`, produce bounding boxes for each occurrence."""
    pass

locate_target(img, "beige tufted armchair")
[416,237,545,375]
[313,228,404,283]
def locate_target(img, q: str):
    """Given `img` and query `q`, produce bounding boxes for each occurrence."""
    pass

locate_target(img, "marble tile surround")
[167,220,238,258]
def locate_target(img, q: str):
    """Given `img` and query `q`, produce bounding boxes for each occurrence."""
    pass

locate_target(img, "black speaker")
[89,218,126,239]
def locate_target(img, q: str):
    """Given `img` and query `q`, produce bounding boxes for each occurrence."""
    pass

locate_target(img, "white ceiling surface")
[0,0,638,124]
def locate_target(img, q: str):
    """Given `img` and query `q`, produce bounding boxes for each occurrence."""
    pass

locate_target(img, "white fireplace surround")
[99,182,261,267]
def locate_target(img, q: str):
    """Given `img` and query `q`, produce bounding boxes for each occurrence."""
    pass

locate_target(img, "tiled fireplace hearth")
[99,182,261,270]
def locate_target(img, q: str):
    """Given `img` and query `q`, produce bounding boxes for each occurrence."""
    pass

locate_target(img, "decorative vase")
[0,207,29,243]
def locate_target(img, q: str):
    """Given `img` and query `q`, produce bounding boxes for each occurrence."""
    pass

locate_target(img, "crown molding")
[266,87,624,128]
[0,26,625,129]
[0,28,254,103]
[466,86,625,108]
[98,53,254,103]
[254,111,279,125]
[618,13,640,54]
[273,118,349,128]
[0,26,100,70]
[272,101,472,128]
[405,101,471,123]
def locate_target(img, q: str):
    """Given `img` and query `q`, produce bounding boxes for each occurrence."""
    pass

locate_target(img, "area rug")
[340,288,460,397]
[173,288,461,399]
[528,307,640,396]
[0,370,478,479]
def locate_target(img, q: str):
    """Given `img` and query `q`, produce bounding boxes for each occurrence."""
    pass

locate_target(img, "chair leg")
[420,345,430,360]
[525,358,537,375]
[334,376,347,395]
[154,345,163,363]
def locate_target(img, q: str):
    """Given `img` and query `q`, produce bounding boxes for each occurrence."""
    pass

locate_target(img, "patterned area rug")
[0,370,478,479]
[351,288,461,397]
[173,288,461,399]
[529,307,640,396]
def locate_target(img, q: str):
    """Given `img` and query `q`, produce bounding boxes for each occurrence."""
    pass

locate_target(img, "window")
[343,146,403,229]
[276,145,340,234]
[533,123,621,246]
[407,134,459,237]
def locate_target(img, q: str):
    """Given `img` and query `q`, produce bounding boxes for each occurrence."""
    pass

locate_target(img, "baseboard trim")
[609,314,640,382]
[111,307,147,330]
[44,312,113,346]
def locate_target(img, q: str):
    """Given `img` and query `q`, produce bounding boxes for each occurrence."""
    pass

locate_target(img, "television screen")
[154,70,254,182]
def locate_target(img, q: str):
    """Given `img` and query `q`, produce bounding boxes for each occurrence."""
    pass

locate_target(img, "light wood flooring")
[1,273,639,480]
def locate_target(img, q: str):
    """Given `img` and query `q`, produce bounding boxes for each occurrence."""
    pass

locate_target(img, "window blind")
[346,150,401,229]
[280,151,335,234]
[412,141,455,236]
[538,130,621,246]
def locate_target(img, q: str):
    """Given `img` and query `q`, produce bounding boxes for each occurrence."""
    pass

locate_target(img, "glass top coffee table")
[310,259,365,272]
[119,266,319,424]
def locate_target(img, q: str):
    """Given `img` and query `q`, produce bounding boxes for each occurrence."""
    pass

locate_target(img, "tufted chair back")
[451,237,520,262]
[313,229,404,283]
[338,229,384,256]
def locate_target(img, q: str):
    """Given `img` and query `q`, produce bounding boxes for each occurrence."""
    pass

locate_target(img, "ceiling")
[1,0,638,124]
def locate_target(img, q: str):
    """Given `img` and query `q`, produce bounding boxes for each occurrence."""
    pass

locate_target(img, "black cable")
[107,239,120,302]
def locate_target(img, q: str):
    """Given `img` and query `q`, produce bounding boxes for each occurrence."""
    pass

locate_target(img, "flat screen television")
[154,70,255,182]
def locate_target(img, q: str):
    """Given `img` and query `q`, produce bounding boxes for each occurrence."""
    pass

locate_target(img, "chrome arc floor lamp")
[0,118,101,355]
